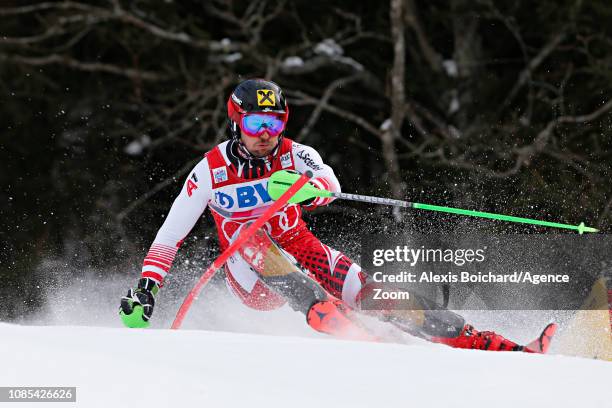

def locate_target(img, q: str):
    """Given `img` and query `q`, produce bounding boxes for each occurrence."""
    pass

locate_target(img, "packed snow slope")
[0,323,609,408]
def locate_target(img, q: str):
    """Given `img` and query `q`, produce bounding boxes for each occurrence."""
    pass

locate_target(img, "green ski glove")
[119,277,159,328]
[268,170,332,204]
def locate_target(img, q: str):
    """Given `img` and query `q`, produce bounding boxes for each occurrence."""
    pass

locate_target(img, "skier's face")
[240,130,279,157]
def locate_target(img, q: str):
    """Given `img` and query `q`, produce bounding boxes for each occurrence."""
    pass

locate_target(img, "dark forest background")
[1,0,611,320]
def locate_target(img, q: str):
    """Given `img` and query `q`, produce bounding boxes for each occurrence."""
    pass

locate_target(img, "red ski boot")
[307,299,380,342]
[431,324,525,352]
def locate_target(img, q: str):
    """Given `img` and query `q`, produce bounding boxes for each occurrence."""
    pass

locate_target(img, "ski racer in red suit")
[120,79,545,352]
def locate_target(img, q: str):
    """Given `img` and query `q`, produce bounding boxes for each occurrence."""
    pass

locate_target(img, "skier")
[120,78,552,352]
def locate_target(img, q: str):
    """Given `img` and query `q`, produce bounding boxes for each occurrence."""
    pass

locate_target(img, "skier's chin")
[250,145,274,157]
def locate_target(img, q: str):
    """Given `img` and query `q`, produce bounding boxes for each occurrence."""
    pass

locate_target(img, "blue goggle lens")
[241,114,285,137]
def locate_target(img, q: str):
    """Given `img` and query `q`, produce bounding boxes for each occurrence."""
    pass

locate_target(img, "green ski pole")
[267,170,599,234]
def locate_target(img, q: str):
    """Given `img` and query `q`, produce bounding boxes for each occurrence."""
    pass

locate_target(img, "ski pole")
[267,170,599,234]
[171,170,314,329]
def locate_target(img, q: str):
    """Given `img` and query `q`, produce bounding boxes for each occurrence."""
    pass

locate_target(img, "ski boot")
[430,323,557,353]
[431,324,523,351]
[307,299,381,341]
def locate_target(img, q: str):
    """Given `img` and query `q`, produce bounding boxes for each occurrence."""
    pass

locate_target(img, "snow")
[281,39,363,72]
[0,322,609,408]
[443,59,458,77]
[380,118,392,131]
[449,94,460,114]
[124,135,151,156]
[210,38,234,52]
[314,39,344,57]
[222,52,242,63]
[9,270,608,406]
[282,56,305,68]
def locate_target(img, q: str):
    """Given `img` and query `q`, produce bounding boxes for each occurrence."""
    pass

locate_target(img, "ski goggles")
[240,113,286,138]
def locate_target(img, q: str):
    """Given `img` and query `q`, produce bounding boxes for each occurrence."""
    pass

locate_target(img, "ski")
[524,323,558,354]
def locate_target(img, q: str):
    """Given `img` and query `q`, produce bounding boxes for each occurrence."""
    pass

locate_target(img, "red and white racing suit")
[141,137,366,310]
[137,137,525,349]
